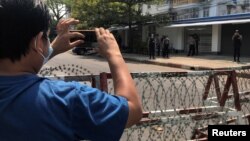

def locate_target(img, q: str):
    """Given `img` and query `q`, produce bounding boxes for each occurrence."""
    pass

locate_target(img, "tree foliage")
[70,0,166,29]
[46,0,69,22]
[45,0,167,28]
[49,0,166,51]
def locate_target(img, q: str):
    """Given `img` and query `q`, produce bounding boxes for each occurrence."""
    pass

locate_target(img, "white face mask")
[35,37,53,65]
[41,45,53,64]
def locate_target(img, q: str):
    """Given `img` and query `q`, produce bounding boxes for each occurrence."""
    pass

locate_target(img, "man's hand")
[95,28,122,60]
[51,18,84,57]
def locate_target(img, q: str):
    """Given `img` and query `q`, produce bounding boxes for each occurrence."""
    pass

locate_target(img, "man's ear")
[32,32,44,53]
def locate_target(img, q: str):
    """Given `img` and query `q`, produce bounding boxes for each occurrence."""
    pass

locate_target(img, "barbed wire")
[39,64,250,140]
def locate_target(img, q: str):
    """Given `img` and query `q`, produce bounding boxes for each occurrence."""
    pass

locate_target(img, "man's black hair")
[0,0,51,62]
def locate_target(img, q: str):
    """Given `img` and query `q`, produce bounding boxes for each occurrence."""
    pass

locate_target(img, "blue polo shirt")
[0,74,129,141]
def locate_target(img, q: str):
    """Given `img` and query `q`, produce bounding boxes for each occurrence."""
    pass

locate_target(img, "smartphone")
[70,30,97,47]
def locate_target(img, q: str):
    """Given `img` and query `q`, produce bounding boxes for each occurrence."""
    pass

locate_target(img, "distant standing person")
[155,34,161,56]
[162,35,170,58]
[193,33,200,55]
[232,30,243,62]
[148,34,155,59]
[187,35,196,56]
[160,35,165,57]
[160,35,165,56]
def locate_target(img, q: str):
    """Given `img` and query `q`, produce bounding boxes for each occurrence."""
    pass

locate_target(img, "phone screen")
[70,30,97,47]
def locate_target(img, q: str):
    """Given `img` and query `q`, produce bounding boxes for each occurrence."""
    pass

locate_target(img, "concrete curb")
[123,56,250,71]
[123,57,207,70]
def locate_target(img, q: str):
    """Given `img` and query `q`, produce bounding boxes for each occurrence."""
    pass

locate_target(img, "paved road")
[42,51,188,76]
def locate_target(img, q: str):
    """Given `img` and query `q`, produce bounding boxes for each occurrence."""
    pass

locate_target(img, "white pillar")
[211,24,221,53]
[174,27,184,50]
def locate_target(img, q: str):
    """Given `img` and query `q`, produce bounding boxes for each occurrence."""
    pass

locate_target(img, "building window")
[203,7,209,17]
[176,8,199,20]
[191,8,199,18]
[173,0,200,6]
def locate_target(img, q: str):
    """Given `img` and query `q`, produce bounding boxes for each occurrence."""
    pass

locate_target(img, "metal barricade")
[40,65,250,141]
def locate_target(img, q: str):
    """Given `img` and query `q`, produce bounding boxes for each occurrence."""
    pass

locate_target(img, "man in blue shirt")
[0,0,142,141]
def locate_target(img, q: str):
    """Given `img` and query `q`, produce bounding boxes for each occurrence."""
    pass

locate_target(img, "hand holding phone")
[69,30,97,47]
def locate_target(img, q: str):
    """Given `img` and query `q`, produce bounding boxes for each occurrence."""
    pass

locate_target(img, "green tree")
[69,0,167,51]
[70,0,126,29]
[46,0,69,22]
[45,0,71,39]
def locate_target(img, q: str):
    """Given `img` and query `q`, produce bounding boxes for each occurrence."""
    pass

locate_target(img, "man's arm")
[95,28,143,128]
[232,34,235,40]
[50,18,84,58]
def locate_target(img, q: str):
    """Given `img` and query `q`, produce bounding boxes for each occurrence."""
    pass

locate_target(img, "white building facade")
[142,0,250,55]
